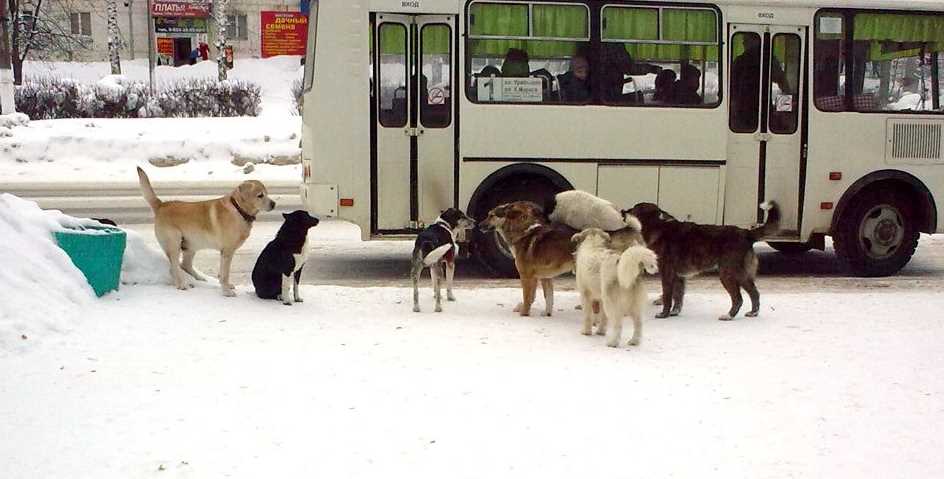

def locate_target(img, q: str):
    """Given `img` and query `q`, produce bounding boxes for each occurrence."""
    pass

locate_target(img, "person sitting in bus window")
[674,64,703,105]
[501,48,530,77]
[557,55,591,103]
[600,43,661,104]
[653,69,677,103]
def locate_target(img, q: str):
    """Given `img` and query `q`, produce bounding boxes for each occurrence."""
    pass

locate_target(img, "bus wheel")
[472,177,561,278]
[833,189,919,277]
[767,241,813,255]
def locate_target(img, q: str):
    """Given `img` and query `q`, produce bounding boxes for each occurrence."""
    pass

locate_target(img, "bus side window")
[378,23,408,128]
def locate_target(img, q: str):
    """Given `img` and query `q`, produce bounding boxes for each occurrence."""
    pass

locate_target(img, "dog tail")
[748,201,780,242]
[136,167,162,212]
[423,243,454,267]
[617,246,659,289]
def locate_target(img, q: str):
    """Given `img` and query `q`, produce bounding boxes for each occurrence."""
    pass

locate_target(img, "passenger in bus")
[674,64,703,105]
[653,69,677,103]
[501,48,531,77]
[732,36,787,126]
[557,55,591,103]
[600,43,662,104]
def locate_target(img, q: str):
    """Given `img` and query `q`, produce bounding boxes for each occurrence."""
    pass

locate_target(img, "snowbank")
[0,194,95,354]
[25,57,304,117]
[0,195,177,354]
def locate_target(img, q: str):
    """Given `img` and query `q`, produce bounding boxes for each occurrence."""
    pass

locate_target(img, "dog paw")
[222,288,237,297]
[581,329,592,336]
[606,340,620,348]
[519,310,531,317]
[718,315,733,321]
[294,297,304,303]
[413,306,421,313]
[595,329,606,336]
[512,302,523,312]
[669,310,681,317]
[543,311,553,317]
[652,297,663,306]
[745,311,758,318]
[447,294,456,302]
[628,338,640,346]
[282,301,293,306]
[434,306,443,313]
[655,311,670,319]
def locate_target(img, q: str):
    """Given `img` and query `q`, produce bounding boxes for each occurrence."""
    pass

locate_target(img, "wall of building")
[31,0,302,62]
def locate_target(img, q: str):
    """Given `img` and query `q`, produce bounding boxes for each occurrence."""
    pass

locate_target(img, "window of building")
[467,2,591,104]
[70,12,92,36]
[226,13,249,41]
[600,5,720,107]
[815,10,944,113]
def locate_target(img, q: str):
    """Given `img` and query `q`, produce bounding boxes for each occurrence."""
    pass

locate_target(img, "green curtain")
[469,3,528,37]
[603,7,658,41]
[379,23,406,55]
[663,9,716,43]
[625,44,718,62]
[533,4,587,38]
[855,13,944,43]
[469,39,578,58]
[422,25,450,55]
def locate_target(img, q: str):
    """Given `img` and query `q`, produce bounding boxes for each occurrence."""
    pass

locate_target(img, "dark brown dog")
[480,201,644,317]
[624,201,780,320]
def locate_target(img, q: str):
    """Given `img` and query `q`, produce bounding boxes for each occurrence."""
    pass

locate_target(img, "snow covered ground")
[1,58,303,185]
[2,283,943,478]
[2,196,944,478]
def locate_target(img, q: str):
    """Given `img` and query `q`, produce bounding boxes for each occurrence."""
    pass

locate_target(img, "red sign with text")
[260,11,308,58]
[151,0,210,18]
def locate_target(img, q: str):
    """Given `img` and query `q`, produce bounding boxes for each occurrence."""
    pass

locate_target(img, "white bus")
[300,0,944,276]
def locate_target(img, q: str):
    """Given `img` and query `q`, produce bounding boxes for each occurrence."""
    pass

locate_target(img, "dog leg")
[293,269,303,303]
[540,279,554,317]
[655,272,675,318]
[219,250,237,297]
[156,230,189,290]
[181,249,206,282]
[445,260,456,302]
[719,269,743,320]
[281,274,294,305]
[519,277,537,317]
[670,277,685,316]
[411,258,422,313]
[580,293,594,336]
[432,263,443,313]
[596,307,608,336]
[603,295,622,348]
[743,278,760,317]
[628,287,646,346]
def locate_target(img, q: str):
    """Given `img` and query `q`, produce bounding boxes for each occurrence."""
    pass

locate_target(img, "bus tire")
[832,188,919,277]
[471,176,563,278]
[767,241,813,255]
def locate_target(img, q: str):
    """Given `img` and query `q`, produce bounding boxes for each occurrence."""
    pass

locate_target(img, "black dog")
[252,210,319,305]
[411,208,474,312]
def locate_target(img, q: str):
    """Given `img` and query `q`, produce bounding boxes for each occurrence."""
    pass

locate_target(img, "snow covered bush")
[14,76,262,119]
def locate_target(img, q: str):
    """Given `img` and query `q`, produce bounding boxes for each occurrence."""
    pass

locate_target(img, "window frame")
[600,3,723,109]
[462,0,723,109]
[70,12,92,37]
[814,7,944,115]
[226,13,250,41]
[420,22,454,129]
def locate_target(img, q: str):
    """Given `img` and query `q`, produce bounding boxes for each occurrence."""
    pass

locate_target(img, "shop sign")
[260,11,308,58]
[152,0,210,18]
[155,17,208,34]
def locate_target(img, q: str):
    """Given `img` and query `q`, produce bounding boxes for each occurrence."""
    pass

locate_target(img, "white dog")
[547,190,635,232]
[573,228,658,347]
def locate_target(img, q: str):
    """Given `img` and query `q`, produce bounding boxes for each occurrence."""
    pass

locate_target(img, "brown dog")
[480,201,643,317]
[624,201,780,320]
[137,167,276,296]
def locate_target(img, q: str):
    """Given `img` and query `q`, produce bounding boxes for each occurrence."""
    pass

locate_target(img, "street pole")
[147,0,155,94]
[0,0,15,113]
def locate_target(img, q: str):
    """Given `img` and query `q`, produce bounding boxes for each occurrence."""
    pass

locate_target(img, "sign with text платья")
[151,0,210,18]
[260,11,308,58]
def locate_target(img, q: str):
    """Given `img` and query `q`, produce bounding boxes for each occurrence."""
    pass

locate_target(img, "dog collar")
[230,197,256,224]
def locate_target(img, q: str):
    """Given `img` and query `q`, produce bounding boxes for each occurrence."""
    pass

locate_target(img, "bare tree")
[105,0,119,74]
[5,0,91,84]
[213,0,228,81]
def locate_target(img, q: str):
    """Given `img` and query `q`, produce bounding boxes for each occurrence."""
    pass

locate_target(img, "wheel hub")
[858,204,905,259]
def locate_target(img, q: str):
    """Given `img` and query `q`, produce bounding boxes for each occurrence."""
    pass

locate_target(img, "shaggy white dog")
[547,190,638,232]
[573,228,658,347]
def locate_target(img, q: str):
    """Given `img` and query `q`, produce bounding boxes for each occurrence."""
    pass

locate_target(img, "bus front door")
[725,24,806,236]
[373,14,456,232]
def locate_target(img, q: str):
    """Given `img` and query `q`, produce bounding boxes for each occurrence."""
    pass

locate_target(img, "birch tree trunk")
[106,0,121,74]
[214,0,229,81]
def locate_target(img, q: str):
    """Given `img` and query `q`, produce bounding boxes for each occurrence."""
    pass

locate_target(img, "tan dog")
[479,201,644,317]
[137,167,275,296]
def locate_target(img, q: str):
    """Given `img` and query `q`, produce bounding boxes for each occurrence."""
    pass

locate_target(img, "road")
[122,219,944,293]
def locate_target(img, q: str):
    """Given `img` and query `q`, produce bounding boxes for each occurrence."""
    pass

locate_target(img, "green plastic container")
[54,226,127,297]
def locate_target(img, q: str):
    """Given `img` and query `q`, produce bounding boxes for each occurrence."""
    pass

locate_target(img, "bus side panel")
[302,1,372,239]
